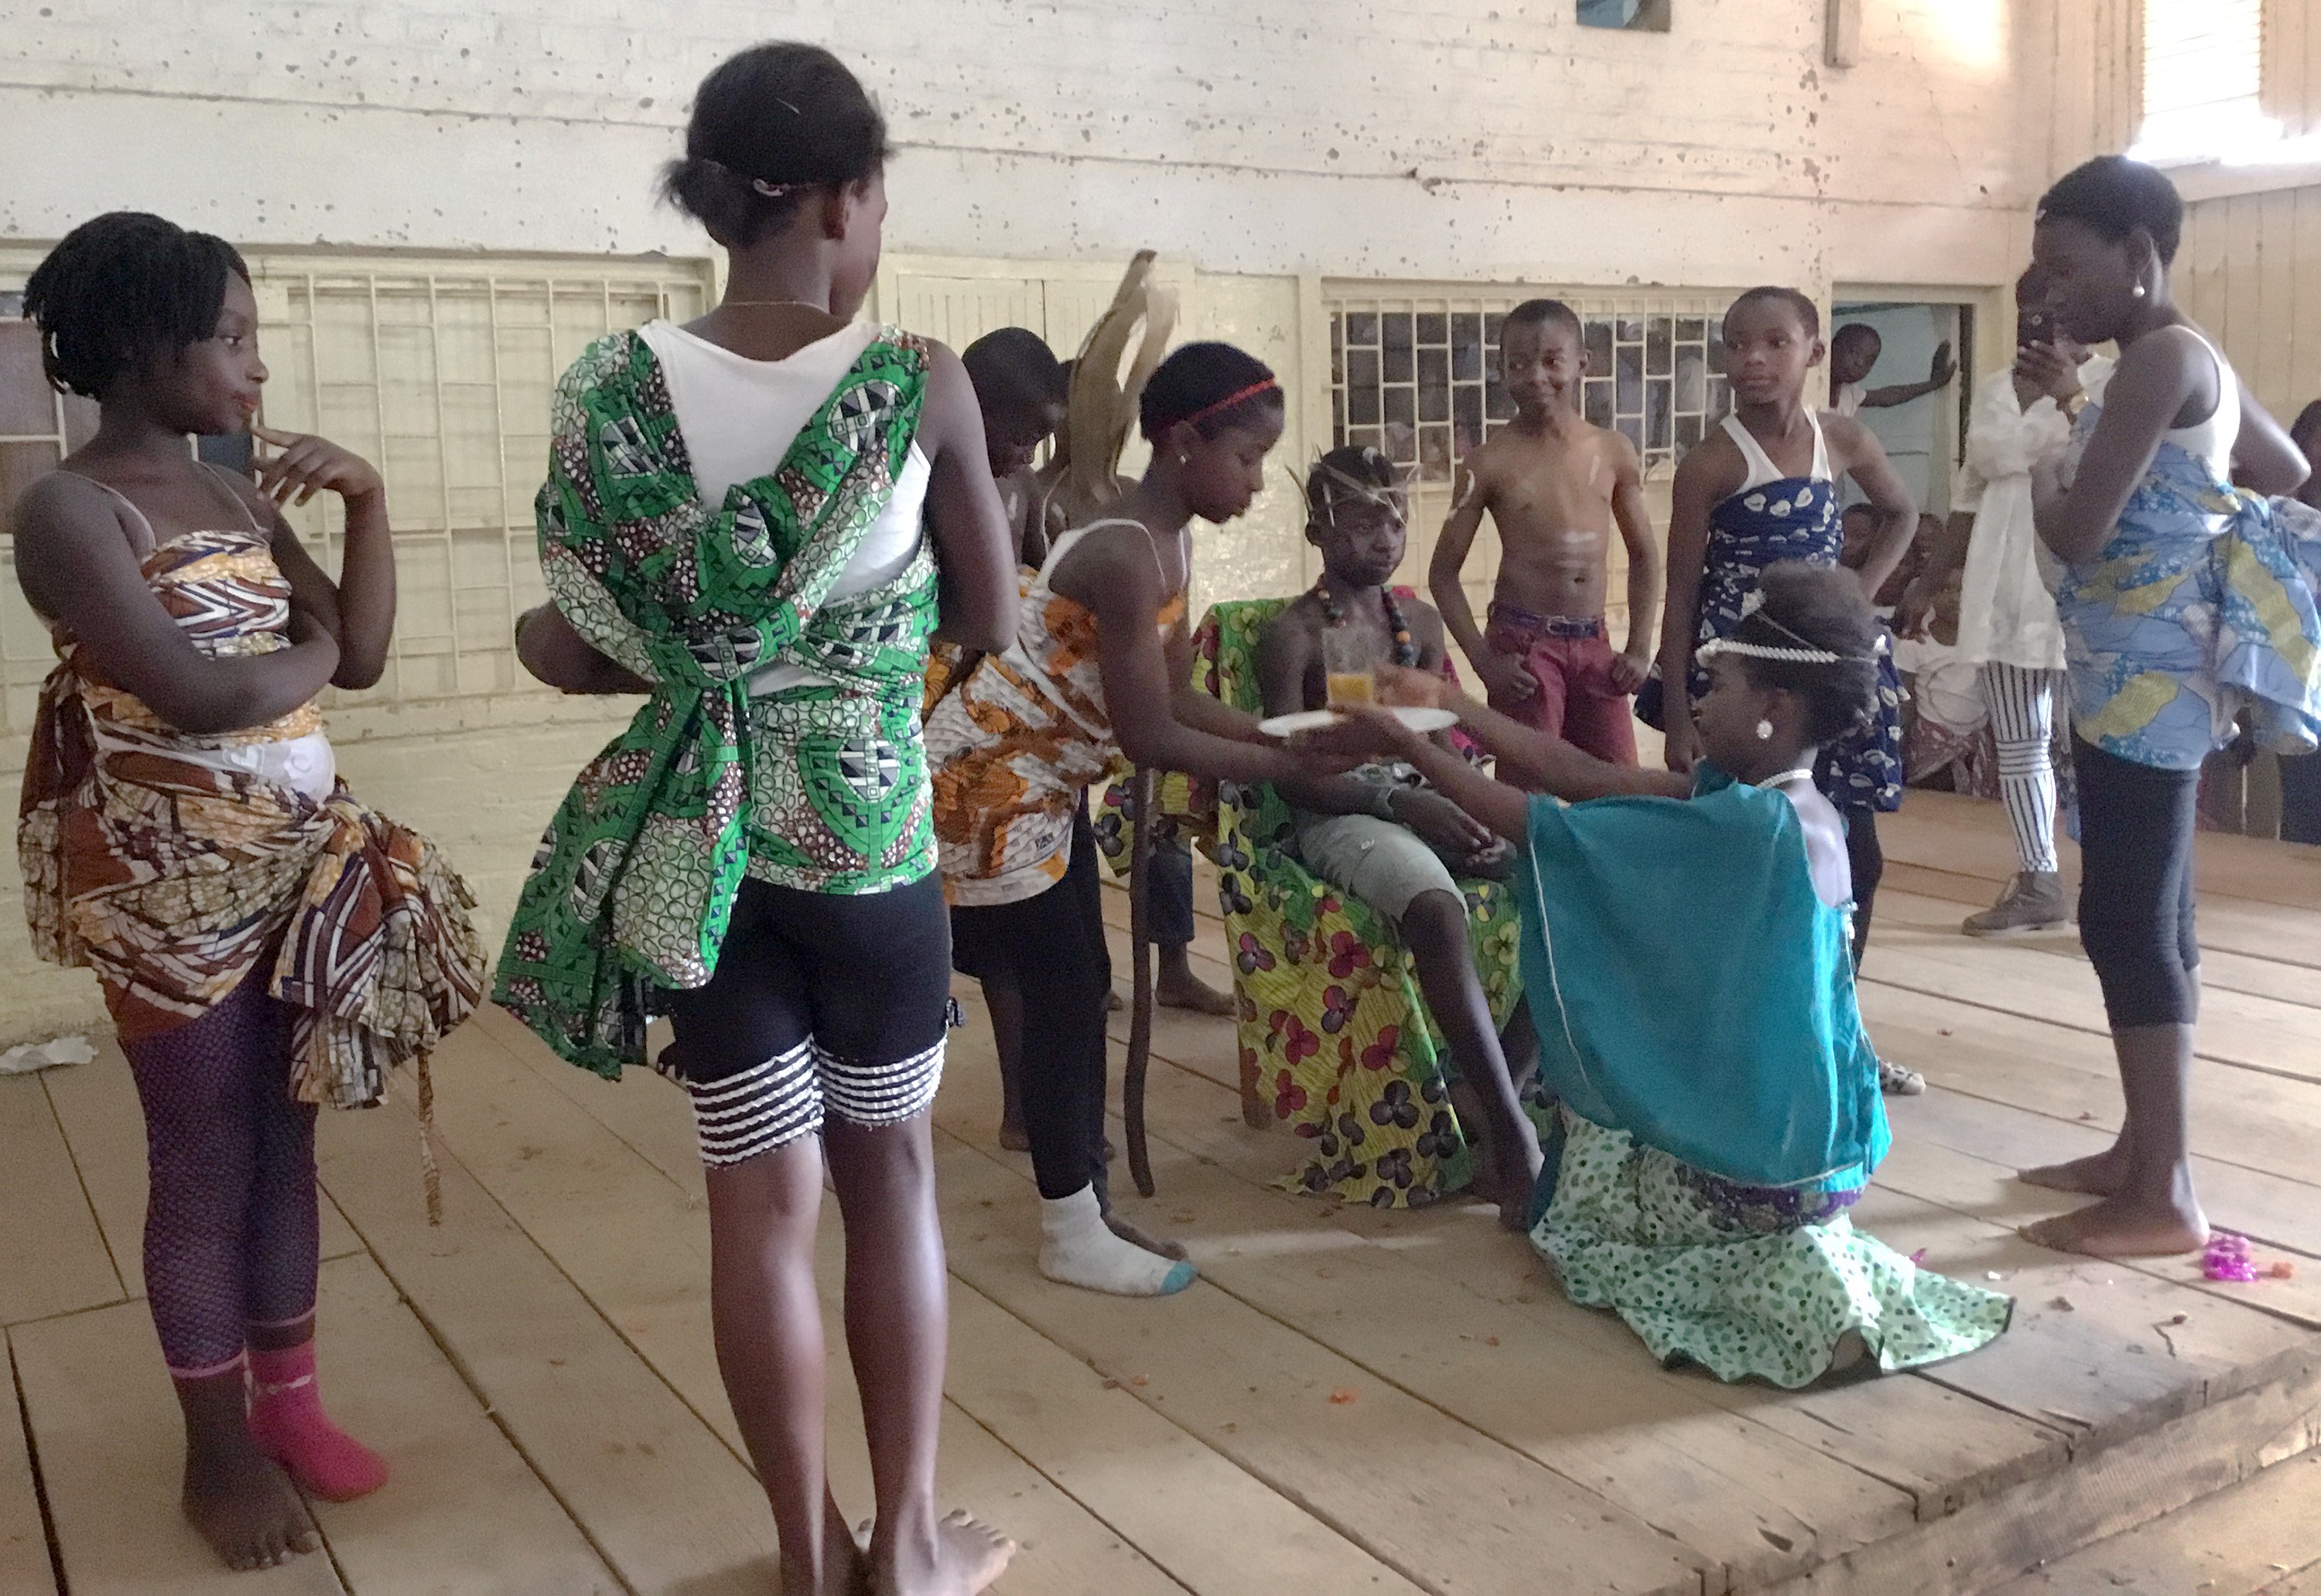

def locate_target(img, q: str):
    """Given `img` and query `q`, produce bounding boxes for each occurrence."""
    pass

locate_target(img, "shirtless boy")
[1429,299,1660,766]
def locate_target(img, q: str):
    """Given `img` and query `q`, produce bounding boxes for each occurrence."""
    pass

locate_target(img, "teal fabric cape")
[1516,767,1890,1192]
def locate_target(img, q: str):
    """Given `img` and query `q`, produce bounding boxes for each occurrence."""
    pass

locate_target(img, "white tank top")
[2161,327,2240,480]
[1721,411,1834,495]
[638,318,933,694]
[637,318,931,596]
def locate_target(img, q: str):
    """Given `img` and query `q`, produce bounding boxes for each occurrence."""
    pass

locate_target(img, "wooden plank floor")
[2,793,2318,1595]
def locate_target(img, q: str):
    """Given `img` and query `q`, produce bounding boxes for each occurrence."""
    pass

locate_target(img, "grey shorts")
[1293,813,1465,922]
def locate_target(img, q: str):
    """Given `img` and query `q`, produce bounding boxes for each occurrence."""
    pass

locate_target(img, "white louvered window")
[0,254,713,747]
[2135,0,2269,162]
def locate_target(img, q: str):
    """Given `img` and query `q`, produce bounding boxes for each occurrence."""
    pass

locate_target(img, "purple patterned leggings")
[121,972,320,1376]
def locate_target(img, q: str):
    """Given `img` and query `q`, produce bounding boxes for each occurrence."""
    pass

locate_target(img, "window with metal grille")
[1329,292,1736,487]
[247,260,712,708]
[0,255,714,746]
[2136,0,2268,161]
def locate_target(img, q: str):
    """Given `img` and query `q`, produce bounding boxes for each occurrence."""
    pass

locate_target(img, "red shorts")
[1483,606,1639,767]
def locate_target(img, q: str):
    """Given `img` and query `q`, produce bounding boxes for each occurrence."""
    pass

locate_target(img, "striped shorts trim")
[682,1036,946,1167]
[819,1037,945,1127]
[685,1041,820,1167]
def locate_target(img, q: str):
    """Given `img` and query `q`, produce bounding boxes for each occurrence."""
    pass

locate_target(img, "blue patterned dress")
[2053,343,2321,771]
[1688,412,1903,812]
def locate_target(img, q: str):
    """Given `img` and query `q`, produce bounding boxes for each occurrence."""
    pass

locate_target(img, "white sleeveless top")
[2160,327,2239,479]
[637,318,933,694]
[1721,411,1834,495]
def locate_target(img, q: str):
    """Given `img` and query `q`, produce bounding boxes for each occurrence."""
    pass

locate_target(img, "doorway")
[1827,299,1967,516]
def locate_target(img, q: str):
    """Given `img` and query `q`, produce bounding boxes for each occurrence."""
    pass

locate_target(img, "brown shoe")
[1962,871,2067,938]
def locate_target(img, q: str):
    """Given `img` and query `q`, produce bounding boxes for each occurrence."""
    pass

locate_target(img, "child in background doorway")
[1829,323,1957,417]
[1430,299,1660,767]
[1256,446,1540,1222]
[14,213,486,1570]
[1652,288,1918,1045]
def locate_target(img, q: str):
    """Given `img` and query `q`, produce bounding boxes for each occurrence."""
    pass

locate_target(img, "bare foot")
[1157,968,1236,1016]
[2020,1193,2209,1258]
[1105,1211,1190,1260]
[183,1435,317,1571]
[875,1510,1016,1596]
[2018,1141,2130,1197]
[996,1119,1029,1153]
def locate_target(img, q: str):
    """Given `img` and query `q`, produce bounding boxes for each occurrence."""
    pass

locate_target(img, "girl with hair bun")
[501,41,1023,1596]
[2018,155,2321,1259]
[928,340,1353,1298]
[1323,562,2012,1386]
[14,210,485,1569]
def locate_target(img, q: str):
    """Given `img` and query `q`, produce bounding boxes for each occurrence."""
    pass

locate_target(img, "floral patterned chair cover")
[1108,595,1525,1208]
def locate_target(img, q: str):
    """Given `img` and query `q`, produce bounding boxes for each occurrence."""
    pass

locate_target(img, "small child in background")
[1431,299,1660,767]
[961,327,1070,563]
[1256,446,1539,1222]
[1829,323,1956,417]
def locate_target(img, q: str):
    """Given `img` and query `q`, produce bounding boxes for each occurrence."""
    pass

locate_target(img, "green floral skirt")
[1530,1111,2013,1388]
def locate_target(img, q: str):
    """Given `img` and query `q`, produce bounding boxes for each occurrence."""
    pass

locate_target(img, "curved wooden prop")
[1124,766,1158,1198]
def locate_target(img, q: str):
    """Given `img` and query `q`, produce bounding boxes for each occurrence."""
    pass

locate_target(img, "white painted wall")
[4,1,2049,291]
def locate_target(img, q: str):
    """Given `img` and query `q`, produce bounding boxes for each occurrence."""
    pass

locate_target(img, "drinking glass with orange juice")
[1321,626,1376,710]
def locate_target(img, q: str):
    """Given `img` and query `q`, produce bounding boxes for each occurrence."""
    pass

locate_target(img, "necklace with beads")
[1311,579,1419,667]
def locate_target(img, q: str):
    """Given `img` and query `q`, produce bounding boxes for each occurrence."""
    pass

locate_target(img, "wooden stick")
[1125,768,1157,1198]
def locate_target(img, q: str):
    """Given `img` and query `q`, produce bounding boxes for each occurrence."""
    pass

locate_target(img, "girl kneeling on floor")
[1333,562,2012,1386]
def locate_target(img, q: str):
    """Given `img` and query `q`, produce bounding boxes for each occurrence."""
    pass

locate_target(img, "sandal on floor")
[1878,1058,1926,1096]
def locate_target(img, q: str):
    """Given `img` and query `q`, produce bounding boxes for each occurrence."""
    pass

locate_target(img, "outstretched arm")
[1340,697,1683,846]
[1862,341,1956,408]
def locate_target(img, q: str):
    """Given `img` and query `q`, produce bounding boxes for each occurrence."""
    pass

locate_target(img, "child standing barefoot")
[2017,158,2319,1257]
[929,342,1352,1297]
[14,213,485,1570]
[1430,299,1660,766]
[500,44,1021,1596]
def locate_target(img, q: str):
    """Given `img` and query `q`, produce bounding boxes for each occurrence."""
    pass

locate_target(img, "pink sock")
[246,1341,388,1502]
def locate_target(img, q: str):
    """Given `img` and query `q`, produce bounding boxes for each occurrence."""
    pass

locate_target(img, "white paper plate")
[1256,706,1457,737]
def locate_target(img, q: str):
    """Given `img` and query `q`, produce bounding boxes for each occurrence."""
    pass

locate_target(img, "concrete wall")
[0,0,2105,1039]
[4,1,2054,286]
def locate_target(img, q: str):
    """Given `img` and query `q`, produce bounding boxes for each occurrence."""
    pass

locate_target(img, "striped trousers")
[1981,662,2065,875]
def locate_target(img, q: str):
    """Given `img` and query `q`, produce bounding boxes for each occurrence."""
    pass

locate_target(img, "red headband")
[1158,378,1280,436]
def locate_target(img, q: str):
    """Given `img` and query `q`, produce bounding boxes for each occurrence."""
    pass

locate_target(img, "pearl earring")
[2132,283,2147,299]
[1755,718,1774,740]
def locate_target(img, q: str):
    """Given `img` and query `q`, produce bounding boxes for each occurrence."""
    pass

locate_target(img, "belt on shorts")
[1489,603,1604,641]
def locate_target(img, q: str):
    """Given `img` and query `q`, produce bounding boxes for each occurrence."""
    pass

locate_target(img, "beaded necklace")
[1312,579,1419,667]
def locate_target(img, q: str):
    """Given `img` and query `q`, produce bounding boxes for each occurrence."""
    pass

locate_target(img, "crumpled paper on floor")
[0,1034,97,1075]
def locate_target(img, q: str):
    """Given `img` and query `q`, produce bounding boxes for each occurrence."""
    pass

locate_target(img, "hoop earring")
[1755,719,1775,741]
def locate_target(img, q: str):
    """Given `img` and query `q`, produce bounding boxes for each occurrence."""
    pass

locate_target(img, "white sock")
[1038,1185,1196,1297]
